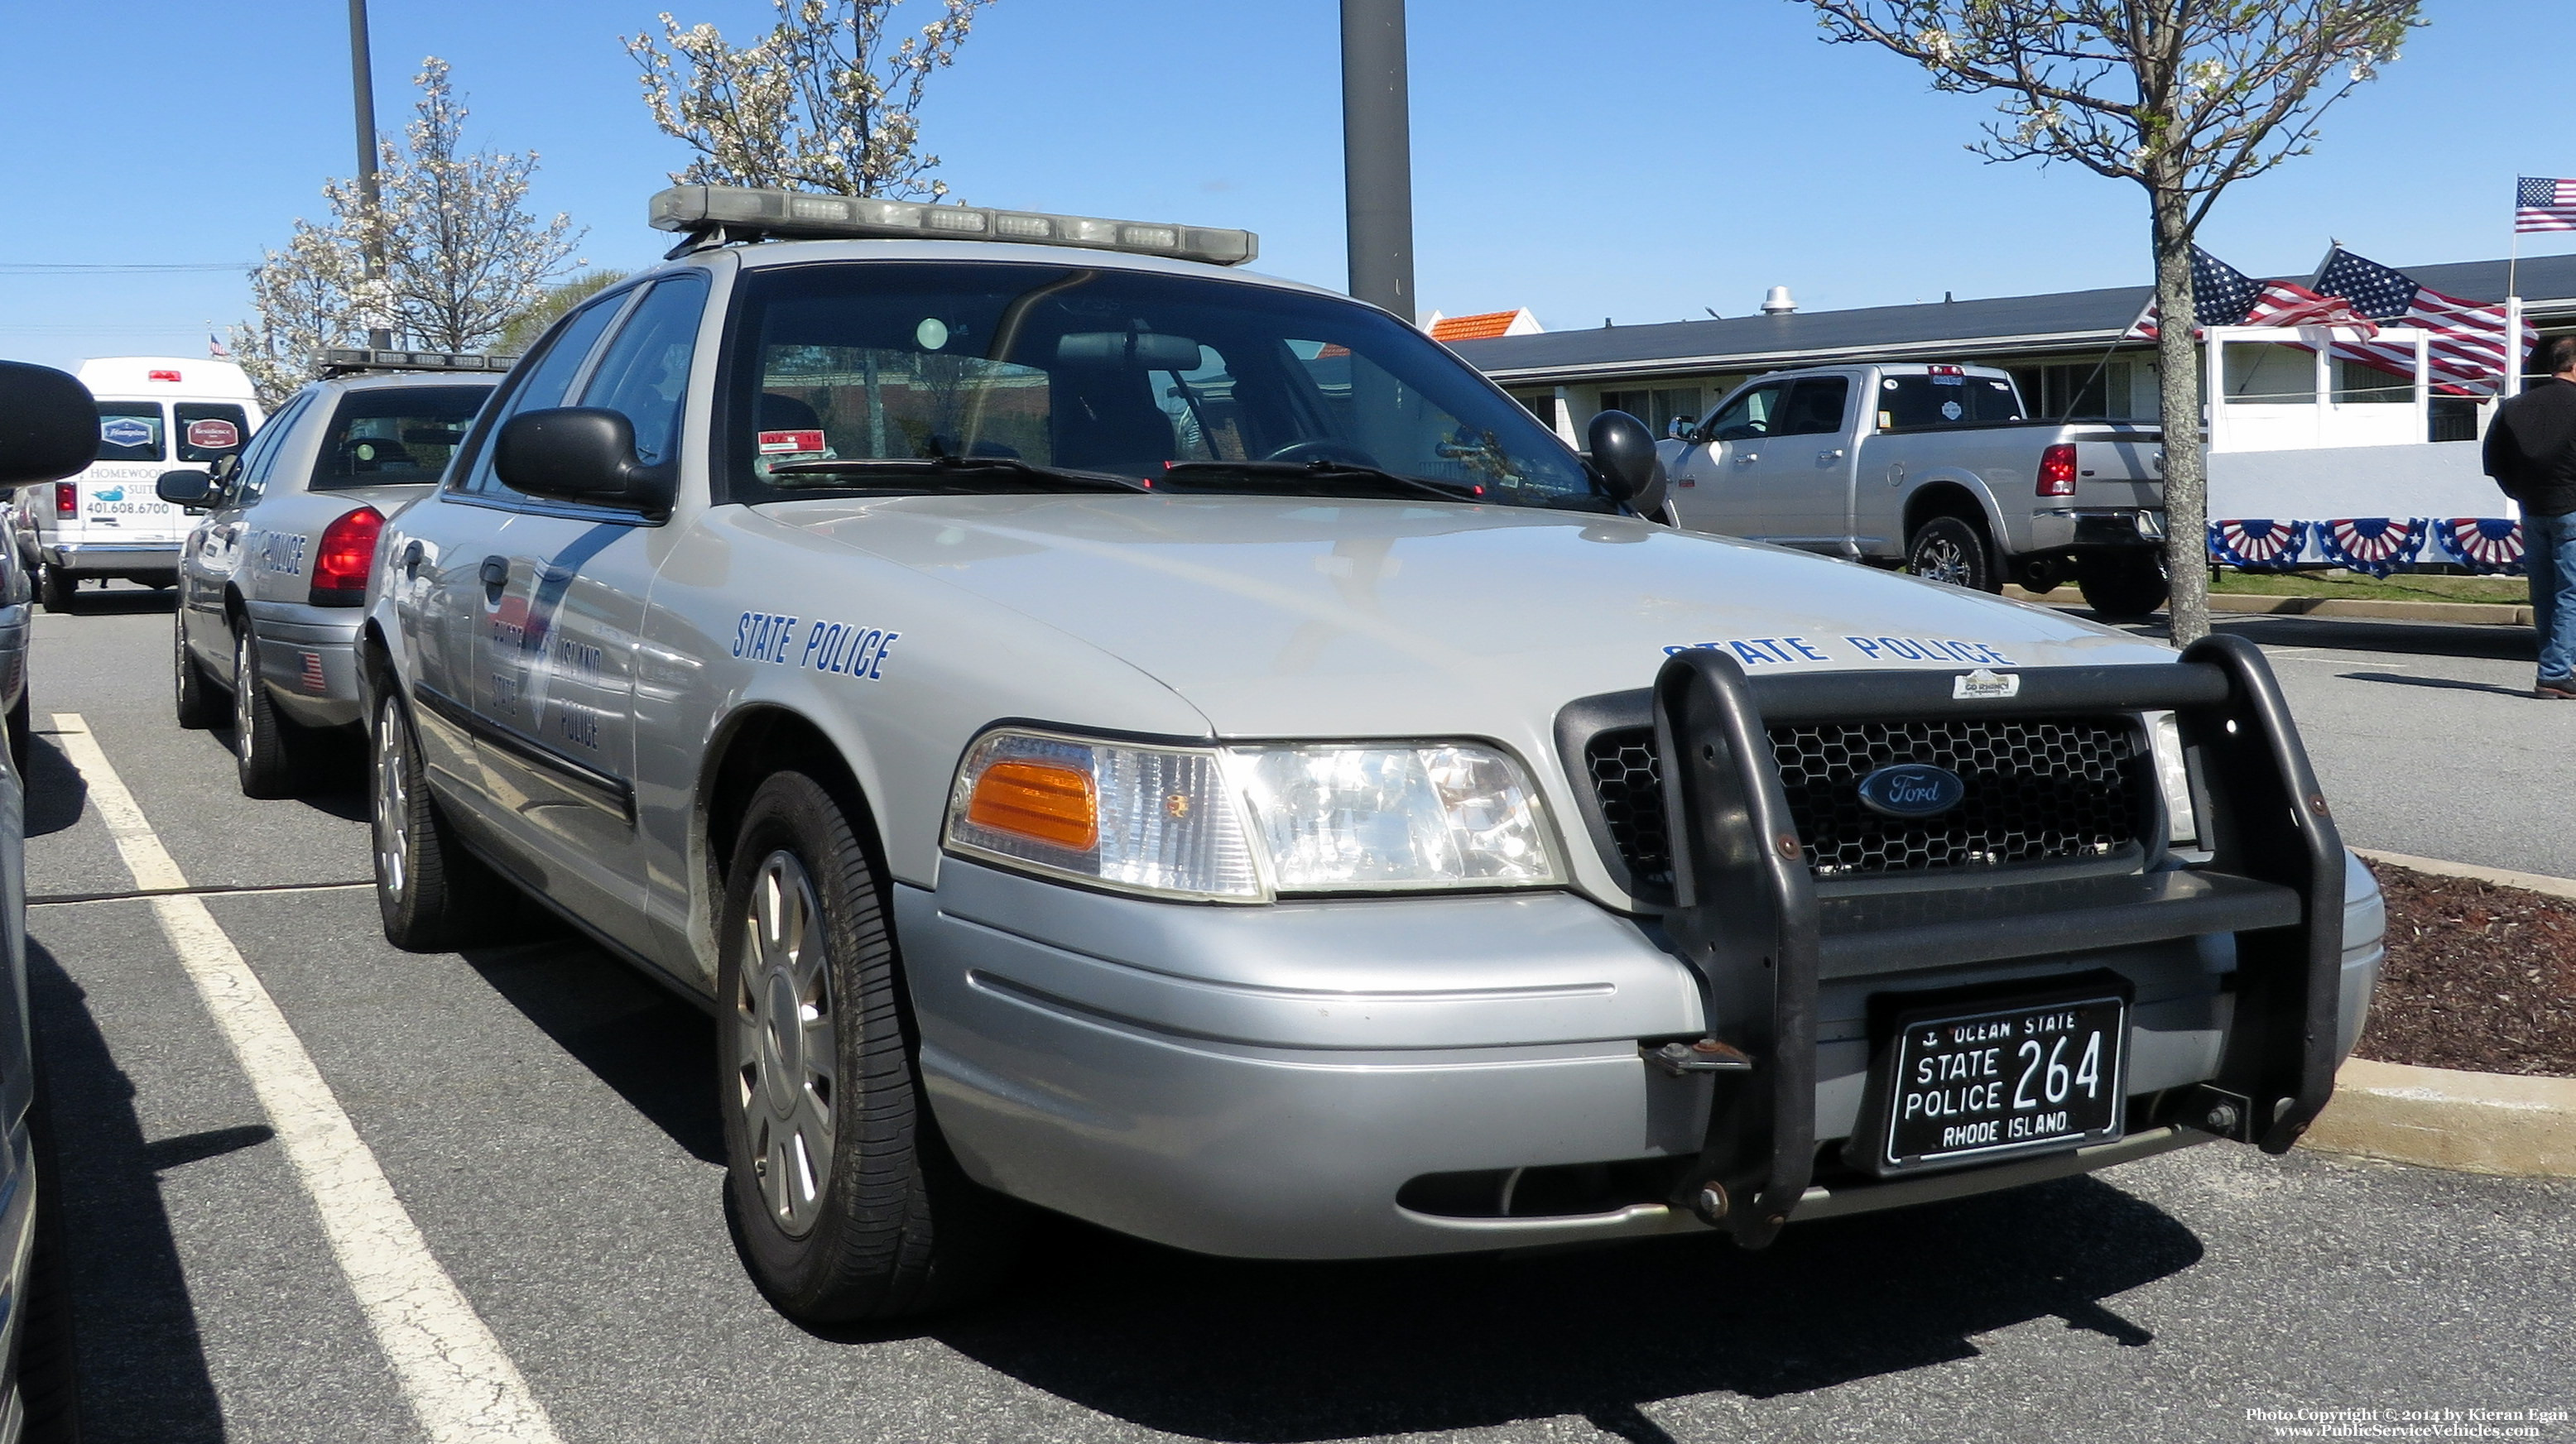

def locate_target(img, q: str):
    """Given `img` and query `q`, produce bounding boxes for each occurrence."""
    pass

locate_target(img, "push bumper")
[244,602,367,728]
[904,817,2379,1259]
[41,542,179,577]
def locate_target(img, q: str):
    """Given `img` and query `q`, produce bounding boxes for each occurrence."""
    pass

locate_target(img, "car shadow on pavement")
[456,936,726,1166]
[2337,670,2539,699]
[2217,615,2536,664]
[20,732,86,839]
[46,586,177,617]
[26,941,230,1442]
[930,1176,2199,1442]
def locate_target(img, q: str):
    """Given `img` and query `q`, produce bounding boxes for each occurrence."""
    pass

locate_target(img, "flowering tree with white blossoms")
[230,59,584,405]
[628,0,996,199]
[1795,0,2419,642]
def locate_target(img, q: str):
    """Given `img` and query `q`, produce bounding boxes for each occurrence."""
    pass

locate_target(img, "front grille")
[1584,717,2144,885]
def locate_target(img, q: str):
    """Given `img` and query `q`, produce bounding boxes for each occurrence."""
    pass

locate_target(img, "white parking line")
[50,714,562,1444]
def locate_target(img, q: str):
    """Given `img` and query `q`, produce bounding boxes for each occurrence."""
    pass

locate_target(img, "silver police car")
[162,356,502,796]
[365,186,2386,1324]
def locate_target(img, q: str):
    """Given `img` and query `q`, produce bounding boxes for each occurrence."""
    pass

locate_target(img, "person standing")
[2484,334,2576,698]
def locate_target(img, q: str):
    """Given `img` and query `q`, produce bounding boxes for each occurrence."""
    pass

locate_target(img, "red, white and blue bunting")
[2208,519,2309,570]
[2316,517,2429,577]
[2433,517,2526,574]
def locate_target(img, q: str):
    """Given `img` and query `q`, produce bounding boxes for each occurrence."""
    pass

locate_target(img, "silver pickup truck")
[1657,363,2170,617]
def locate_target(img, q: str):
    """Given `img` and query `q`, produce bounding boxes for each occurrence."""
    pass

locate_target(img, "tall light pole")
[1339,0,1415,321]
[348,0,392,348]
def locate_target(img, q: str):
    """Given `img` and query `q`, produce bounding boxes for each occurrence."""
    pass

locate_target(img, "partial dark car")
[0,357,96,1441]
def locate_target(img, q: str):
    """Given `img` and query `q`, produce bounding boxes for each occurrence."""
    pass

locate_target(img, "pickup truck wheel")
[718,771,1021,1322]
[1906,516,1997,593]
[36,567,71,614]
[233,624,307,798]
[174,611,223,729]
[372,688,511,951]
[2076,552,2170,621]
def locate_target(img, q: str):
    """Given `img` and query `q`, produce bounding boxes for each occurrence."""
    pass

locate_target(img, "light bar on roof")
[648,185,1260,267]
[316,348,516,377]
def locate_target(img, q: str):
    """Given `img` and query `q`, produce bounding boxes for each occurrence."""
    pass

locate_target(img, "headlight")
[944,729,1561,901]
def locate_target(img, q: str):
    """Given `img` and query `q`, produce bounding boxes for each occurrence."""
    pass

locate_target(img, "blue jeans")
[2526,511,2576,683]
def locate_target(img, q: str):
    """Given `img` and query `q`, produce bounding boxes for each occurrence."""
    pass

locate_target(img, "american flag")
[2311,246,2533,396]
[2129,246,2374,338]
[2516,177,2576,234]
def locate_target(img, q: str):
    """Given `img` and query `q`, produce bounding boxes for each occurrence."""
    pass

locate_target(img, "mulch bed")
[2353,861,2576,1078]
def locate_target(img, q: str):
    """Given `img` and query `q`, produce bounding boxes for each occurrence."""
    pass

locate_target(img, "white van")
[22,357,262,610]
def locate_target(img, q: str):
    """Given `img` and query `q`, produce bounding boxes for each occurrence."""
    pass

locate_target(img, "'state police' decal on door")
[734,611,899,681]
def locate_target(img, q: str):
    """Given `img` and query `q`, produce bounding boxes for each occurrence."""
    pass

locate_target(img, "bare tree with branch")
[628,0,995,199]
[228,218,370,409]
[1797,0,2419,642]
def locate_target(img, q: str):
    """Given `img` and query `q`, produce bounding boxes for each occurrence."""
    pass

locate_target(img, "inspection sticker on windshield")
[1954,668,2021,700]
[758,429,826,454]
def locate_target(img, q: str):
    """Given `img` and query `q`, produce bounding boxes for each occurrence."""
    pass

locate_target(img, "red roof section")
[1430,310,1527,342]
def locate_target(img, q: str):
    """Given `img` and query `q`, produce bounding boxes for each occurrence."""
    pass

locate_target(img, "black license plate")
[1880,993,2127,1173]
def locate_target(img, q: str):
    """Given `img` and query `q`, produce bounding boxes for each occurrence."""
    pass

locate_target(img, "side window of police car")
[223,392,312,510]
[569,273,709,474]
[454,289,634,498]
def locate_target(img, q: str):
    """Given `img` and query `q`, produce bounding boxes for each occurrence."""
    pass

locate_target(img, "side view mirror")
[494,408,675,515]
[0,361,99,488]
[1587,409,1668,519]
[156,469,216,508]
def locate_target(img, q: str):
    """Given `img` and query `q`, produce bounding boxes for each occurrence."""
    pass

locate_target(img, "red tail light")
[2036,443,2079,497]
[53,482,76,516]
[310,506,385,607]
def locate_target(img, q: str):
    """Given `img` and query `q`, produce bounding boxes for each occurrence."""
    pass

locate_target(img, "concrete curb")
[2294,852,2576,1178]
[2303,1058,2576,1178]
[2002,585,2532,626]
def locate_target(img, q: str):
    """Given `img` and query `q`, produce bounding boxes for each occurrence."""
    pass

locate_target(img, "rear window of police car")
[313,386,491,491]
[1877,374,2022,429]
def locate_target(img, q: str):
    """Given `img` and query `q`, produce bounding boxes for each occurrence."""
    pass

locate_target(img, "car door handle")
[1818,449,1845,463]
[401,540,424,575]
[1734,452,1758,465]
[479,555,508,589]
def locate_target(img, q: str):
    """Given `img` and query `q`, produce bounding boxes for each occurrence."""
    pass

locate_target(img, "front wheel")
[718,771,1021,1322]
[2076,551,2170,621]
[1906,516,1998,593]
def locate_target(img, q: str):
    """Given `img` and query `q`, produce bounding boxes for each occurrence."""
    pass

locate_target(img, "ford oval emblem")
[1857,763,1965,818]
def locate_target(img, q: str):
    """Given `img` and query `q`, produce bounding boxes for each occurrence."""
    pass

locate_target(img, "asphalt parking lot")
[26,589,2576,1444]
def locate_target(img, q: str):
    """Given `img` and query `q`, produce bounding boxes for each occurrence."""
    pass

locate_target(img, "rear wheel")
[174,612,223,729]
[718,771,1021,1322]
[36,567,71,614]
[1906,515,1997,593]
[2076,550,2170,620]
[232,624,306,798]
[371,688,510,951]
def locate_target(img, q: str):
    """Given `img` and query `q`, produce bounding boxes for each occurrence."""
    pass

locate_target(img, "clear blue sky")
[2,1,2569,372]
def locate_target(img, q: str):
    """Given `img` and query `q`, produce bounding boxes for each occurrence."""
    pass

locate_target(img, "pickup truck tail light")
[53,482,75,516]
[310,505,385,607]
[2035,444,2079,497]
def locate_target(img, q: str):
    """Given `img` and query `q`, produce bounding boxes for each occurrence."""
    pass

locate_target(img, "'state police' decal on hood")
[1665,635,2018,668]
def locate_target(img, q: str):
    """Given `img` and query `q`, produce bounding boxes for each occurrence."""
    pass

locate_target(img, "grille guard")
[1649,636,2344,1248]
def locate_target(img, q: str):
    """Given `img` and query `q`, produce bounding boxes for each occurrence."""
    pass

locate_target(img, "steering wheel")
[1259,439,1380,467]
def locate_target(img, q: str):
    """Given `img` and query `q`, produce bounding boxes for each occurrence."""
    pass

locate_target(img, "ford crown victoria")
[360,186,2384,1323]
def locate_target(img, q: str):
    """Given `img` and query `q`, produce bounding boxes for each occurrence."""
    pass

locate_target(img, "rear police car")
[29,357,260,609]
[361,185,2386,1324]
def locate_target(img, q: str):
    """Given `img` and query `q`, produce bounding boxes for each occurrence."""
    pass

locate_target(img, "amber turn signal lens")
[966,760,1098,851]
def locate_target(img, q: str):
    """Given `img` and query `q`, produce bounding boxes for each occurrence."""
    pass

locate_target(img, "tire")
[18,1050,82,1444]
[232,623,305,799]
[371,688,510,952]
[2076,551,2171,621]
[1906,515,1998,593]
[718,771,1021,1322]
[36,567,70,614]
[174,612,223,730]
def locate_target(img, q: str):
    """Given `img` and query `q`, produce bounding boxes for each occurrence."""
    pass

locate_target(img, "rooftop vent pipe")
[1761,285,1796,316]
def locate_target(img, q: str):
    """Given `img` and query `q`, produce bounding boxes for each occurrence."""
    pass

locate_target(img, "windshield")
[718,261,1600,509]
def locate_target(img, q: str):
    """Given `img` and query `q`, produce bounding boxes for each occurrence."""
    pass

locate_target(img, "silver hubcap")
[233,632,257,759]
[373,703,409,900]
[1914,536,1975,588]
[733,852,836,1237]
